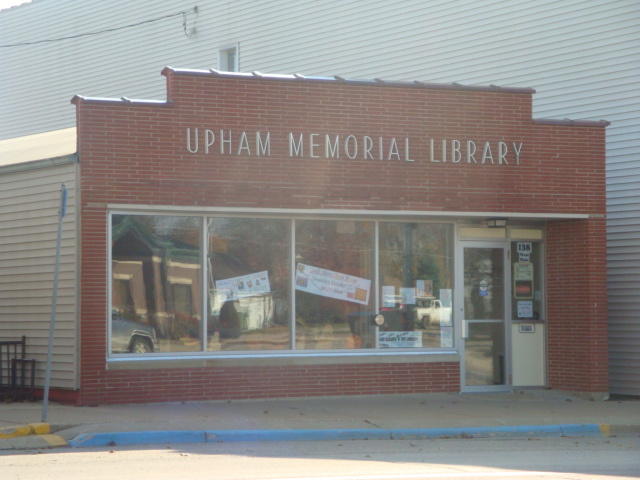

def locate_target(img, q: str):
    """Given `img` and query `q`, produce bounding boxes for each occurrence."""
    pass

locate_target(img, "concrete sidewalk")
[1,389,638,450]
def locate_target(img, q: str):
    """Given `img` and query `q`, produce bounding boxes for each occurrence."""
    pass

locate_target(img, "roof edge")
[161,66,537,95]
[71,95,172,107]
[0,154,78,175]
[533,118,610,128]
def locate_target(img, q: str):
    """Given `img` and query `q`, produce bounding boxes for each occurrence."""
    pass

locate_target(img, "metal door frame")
[457,240,512,393]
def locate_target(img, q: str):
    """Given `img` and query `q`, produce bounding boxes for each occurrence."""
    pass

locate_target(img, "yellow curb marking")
[0,425,32,439]
[0,423,51,439]
[38,434,68,448]
[30,423,51,435]
[599,424,610,437]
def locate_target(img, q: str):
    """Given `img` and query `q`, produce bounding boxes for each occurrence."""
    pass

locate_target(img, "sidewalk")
[1,389,638,450]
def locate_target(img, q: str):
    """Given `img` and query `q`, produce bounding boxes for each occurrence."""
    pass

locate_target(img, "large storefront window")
[378,223,454,348]
[110,214,456,356]
[111,215,203,354]
[294,220,375,349]
[207,218,291,351]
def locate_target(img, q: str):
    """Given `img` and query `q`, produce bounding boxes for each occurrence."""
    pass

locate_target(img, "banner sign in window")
[216,271,271,301]
[379,331,422,348]
[514,262,534,299]
[295,263,371,305]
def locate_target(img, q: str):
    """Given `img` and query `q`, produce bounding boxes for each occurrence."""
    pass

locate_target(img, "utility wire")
[1,10,194,48]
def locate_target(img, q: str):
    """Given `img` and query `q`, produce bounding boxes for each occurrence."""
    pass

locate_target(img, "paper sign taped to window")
[378,331,422,348]
[216,271,271,301]
[295,263,371,305]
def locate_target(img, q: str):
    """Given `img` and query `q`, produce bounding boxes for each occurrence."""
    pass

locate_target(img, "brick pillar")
[546,217,608,396]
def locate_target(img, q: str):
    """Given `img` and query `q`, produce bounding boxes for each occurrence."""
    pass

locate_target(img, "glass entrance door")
[461,243,509,390]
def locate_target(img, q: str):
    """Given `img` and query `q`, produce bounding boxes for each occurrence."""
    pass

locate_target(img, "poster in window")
[382,285,396,308]
[517,301,534,319]
[514,262,534,299]
[295,263,371,305]
[440,289,452,308]
[440,326,453,348]
[400,287,416,305]
[416,279,433,298]
[216,271,271,301]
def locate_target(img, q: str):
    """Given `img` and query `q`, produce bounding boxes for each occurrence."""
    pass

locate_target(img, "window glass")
[207,218,291,351]
[110,214,458,356]
[378,223,454,348]
[111,215,202,354]
[219,46,238,72]
[511,241,543,321]
[295,220,375,349]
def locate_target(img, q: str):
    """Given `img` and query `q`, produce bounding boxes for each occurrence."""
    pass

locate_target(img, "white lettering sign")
[186,129,523,165]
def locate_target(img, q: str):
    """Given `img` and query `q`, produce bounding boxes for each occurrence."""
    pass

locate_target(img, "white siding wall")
[1,0,639,394]
[0,163,78,390]
[2,0,636,139]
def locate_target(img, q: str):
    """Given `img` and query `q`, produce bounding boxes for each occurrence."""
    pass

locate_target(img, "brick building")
[0,66,608,405]
[42,67,606,405]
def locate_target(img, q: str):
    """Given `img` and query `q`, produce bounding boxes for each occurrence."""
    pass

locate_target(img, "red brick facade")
[72,69,607,405]
[546,218,609,392]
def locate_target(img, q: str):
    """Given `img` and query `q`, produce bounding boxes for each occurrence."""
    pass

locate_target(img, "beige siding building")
[0,132,78,389]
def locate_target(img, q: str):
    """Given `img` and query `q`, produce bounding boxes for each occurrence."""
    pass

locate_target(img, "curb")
[0,422,50,439]
[68,424,608,448]
[0,423,68,450]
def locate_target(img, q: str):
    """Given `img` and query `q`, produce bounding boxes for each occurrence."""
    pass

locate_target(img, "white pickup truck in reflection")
[415,297,452,327]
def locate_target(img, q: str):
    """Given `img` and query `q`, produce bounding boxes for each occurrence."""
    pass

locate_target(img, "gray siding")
[1,0,639,394]
[0,163,78,390]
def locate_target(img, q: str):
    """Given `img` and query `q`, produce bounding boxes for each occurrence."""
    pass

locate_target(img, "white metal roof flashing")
[71,95,171,107]
[163,67,537,95]
[533,118,610,128]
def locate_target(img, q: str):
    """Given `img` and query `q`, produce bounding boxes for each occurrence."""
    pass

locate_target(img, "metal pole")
[42,183,67,422]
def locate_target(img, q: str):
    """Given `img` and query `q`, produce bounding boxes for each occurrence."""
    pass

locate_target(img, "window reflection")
[378,223,454,348]
[111,215,202,353]
[295,220,375,349]
[463,248,504,320]
[110,215,457,355]
[465,322,505,385]
[207,218,291,351]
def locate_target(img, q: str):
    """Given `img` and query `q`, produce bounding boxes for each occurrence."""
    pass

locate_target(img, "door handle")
[462,320,469,339]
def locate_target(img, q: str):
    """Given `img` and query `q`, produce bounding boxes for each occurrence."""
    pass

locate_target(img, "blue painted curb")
[68,424,606,448]
[206,428,388,443]
[391,424,604,439]
[69,430,207,447]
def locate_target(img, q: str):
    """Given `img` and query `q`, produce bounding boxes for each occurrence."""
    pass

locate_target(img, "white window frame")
[218,44,239,72]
